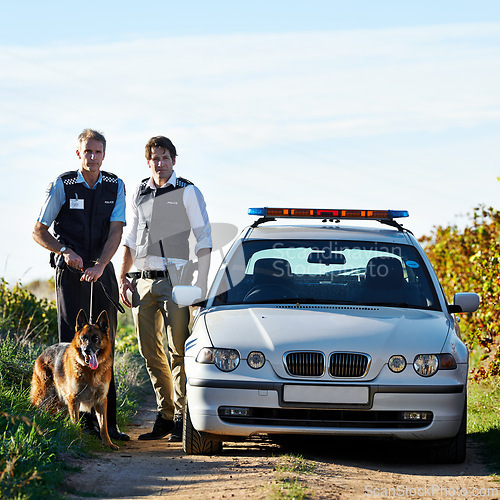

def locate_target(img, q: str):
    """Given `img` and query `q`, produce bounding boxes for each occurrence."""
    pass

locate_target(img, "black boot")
[167,415,183,442]
[80,412,100,440]
[138,412,174,440]
[108,425,130,441]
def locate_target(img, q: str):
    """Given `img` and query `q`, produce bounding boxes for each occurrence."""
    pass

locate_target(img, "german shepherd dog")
[30,309,118,449]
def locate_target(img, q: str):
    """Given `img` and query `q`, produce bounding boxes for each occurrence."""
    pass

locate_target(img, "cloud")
[1,24,500,284]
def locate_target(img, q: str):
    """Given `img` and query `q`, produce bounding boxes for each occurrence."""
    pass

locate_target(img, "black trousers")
[55,262,119,428]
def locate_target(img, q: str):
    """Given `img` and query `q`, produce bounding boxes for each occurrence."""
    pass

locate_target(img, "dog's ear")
[76,309,88,331]
[96,310,109,334]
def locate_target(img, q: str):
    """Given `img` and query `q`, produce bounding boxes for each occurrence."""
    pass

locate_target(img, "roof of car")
[244,223,414,244]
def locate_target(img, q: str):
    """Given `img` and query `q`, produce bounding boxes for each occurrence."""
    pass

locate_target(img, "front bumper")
[186,378,466,440]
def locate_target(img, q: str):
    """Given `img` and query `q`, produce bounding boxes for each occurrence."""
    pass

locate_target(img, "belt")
[127,270,169,280]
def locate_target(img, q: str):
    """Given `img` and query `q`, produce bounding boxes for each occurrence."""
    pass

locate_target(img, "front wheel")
[183,403,223,455]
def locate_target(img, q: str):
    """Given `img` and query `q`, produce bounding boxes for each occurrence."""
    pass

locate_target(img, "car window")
[213,239,441,310]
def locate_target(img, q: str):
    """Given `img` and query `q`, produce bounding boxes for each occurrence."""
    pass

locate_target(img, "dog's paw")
[103,441,119,450]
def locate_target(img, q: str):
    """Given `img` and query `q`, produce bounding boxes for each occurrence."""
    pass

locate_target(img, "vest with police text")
[53,171,119,262]
[135,177,193,261]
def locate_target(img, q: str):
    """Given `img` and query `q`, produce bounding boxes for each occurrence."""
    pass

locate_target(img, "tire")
[183,403,223,455]
[427,400,467,464]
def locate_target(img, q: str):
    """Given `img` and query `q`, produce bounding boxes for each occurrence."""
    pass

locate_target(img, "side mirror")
[448,292,480,313]
[172,286,203,307]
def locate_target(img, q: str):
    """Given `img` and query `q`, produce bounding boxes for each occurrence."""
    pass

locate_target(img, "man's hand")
[33,221,84,271]
[65,248,84,271]
[119,278,135,307]
[80,261,105,282]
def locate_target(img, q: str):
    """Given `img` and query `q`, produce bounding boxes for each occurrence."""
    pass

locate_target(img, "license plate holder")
[283,385,369,404]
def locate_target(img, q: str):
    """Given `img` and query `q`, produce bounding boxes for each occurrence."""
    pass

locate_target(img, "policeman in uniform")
[33,128,129,441]
[119,135,211,442]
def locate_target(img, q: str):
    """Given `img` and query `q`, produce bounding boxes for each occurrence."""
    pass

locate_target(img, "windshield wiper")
[243,297,318,305]
[361,302,411,308]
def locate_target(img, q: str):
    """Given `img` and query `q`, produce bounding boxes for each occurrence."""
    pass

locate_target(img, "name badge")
[70,198,84,209]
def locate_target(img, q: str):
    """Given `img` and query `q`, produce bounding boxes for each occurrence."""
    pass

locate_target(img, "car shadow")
[260,434,489,477]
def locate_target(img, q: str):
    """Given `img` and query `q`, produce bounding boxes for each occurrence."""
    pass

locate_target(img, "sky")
[1,0,500,285]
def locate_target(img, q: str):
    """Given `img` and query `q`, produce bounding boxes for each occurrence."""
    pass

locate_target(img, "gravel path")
[63,395,499,499]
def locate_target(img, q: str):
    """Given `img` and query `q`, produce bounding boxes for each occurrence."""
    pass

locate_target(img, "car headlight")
[247,351,266,369]
[413,354,439,377]
[196,347,240,372]
[413,353,458,377]
[388,355,406,373]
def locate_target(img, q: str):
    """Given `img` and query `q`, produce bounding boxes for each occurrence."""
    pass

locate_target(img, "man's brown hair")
[145,136,177,160]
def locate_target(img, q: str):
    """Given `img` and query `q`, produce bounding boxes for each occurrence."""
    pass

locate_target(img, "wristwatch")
[59,246,67,255]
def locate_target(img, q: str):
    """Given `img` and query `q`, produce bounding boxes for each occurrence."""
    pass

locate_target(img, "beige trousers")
[132,278,190,420]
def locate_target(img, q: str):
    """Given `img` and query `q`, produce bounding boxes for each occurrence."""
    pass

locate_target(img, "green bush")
[0,279,57,345]
[420,204,500,378]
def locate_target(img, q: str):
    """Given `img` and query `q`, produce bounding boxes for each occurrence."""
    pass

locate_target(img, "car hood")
[204,305,452,380]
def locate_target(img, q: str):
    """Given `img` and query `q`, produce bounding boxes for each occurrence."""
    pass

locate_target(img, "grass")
[0,280,148,500]
[276,454,317,475]
[0,334,86,499]
[0,333,147,500]
[267,454,316,499]
[467,377,500,475]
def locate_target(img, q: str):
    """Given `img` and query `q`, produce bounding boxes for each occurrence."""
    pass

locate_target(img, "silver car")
[175,208,479,463]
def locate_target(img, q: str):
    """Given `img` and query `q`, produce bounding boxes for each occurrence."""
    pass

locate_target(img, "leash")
[65,263,126,319]
[97,278,125,314]
[89,281,94,323]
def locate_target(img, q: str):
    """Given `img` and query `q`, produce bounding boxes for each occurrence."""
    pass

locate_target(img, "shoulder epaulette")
[176,177,193,188]
[101,171,119,184]
[138,178,151,195]
[58,171,78,186]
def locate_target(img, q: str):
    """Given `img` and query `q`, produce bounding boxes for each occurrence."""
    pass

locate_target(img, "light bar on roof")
[248,207,409,220]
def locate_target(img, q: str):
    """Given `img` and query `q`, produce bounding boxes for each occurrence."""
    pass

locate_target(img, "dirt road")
[64,397,499,500]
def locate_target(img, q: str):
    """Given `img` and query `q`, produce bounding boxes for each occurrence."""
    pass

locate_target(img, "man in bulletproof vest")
[119,135,212,442]
[33,128,129,441]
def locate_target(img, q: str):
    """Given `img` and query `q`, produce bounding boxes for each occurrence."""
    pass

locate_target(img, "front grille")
[285,351,324,376]
[218,407,432,429]
[329,353,370,378]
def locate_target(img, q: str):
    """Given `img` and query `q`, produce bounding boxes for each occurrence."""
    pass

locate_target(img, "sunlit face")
[148,147,175,187]
[76,138,105,174]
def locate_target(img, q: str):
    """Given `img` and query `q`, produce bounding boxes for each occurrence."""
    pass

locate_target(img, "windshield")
[212,239,441,310]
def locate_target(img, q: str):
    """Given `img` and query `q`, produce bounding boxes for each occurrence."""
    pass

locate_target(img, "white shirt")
[123,171,211,271]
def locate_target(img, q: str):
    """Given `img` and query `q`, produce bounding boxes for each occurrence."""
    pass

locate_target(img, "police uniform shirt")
[123,170,211,272]
[37,170,126,228]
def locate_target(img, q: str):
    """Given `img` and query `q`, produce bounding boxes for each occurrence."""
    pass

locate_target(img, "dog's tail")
[30,357,57,409]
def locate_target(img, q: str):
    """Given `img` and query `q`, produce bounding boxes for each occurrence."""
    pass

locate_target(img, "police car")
[173,208,479,463]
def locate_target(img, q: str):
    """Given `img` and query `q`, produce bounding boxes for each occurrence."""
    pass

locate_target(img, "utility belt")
[126,270,169,280]
[50,251,97,270]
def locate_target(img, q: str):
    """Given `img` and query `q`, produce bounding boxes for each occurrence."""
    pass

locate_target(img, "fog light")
[247,351,266,369]
[402,411,432,420]
[388,355,406,373]
[219,407,251,417]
